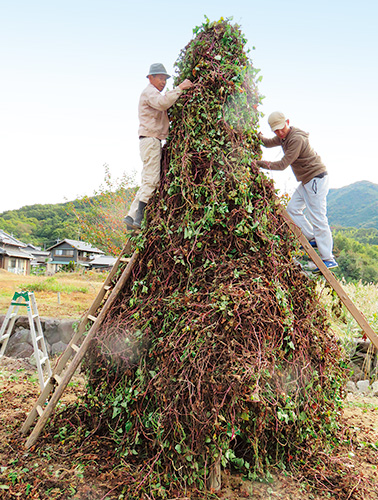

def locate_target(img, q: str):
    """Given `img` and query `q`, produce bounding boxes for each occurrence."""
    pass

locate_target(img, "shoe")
[312,259,338,274]
[123,215,135,231]
[133,201,147,229]
[300,239,317,250]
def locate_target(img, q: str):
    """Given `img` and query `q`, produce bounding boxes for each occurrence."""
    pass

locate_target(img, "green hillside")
[328,180,378,229]
[0,200,85,249]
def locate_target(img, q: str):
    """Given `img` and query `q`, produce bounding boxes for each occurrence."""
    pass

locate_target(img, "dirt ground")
[0,356,377,499]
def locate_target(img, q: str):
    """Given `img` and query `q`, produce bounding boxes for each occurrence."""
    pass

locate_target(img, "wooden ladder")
[0,291,52,391]
[22,237,139,449]
[281,209,378,350]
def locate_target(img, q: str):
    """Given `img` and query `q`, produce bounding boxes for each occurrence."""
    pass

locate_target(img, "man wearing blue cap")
[256,111,338,272]
[124,63,193,229]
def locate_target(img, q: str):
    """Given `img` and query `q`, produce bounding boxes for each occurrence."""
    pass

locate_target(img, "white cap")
[268,111,287,131]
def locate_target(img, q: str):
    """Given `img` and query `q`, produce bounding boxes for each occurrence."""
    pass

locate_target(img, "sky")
[0,0,377,213]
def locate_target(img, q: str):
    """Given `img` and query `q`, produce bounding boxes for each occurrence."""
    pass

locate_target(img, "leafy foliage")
[66,18,352,499]
[66,165,137,256]
[0,202,82,248]
[332,228,378,283]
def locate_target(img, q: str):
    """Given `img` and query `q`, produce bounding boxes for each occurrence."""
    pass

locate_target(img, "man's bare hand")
[178,79,194,90]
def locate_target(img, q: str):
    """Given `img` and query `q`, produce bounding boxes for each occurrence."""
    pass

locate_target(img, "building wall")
[51,244,78,263]
[1,256,30,275]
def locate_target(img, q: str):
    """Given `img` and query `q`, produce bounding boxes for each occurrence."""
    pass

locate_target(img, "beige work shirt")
[138,83,182,140]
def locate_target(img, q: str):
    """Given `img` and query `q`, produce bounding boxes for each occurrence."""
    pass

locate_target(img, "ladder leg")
[0,314,17,356]
[30,293,52,381]
[21,379,55,433]
[0,299,26,356]
[28,306,46,391]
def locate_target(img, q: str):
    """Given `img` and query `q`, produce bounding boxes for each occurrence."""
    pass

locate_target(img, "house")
[0,229,33,275]
[24,244,50,271]
[87,254,116,271]
[46,239,105,273]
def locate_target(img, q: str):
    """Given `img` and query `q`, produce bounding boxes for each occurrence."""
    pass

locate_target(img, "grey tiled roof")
[46,239,104,254]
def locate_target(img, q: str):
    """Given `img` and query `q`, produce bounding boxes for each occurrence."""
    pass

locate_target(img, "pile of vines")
[50,19,360,499]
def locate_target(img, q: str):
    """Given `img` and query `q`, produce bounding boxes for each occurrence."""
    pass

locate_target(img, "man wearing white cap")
[124,63,193,229]
[256,111,338,272]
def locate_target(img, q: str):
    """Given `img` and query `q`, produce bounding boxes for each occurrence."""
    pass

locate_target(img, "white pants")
[127,137,162,219]
[287,175,334,261]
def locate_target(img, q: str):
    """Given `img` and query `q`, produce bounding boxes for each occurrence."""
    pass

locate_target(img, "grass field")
[0,269,105,319]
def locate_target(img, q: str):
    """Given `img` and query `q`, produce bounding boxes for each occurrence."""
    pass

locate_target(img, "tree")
[67,165,138,255]
[333,232,378,283]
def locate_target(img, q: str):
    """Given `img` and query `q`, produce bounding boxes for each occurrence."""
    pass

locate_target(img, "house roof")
[89,255,116,267]
[46,239,105,254]
[0,229,27,248]
[0,247,33,260]
[24,244,50,257]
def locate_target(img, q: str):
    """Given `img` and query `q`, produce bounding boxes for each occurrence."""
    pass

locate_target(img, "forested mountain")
[328,180,378,229]
[0,200,86,249]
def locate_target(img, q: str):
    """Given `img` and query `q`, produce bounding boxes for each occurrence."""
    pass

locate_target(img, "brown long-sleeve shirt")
[257,127,327,185]
[138,83,182,140]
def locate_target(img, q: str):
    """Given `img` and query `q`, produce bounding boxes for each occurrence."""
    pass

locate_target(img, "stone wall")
[0,314,77,361]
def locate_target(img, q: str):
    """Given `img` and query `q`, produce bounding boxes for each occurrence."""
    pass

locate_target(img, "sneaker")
[312,259,338,274]
[300,239,317,250]
[309,239,317,248]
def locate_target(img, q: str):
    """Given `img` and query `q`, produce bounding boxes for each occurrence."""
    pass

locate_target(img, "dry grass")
[317,279,378,339]
[0,269,105,319]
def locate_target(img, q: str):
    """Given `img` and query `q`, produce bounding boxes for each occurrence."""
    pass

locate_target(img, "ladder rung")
[40,356,48,365]
[71,343,80,353]
[32,314,39,319]
[54,373,62,385]
[104,285,111,291]
[87,314,97,322]
[120,257,130,263]
[1,333,10,340]
[36,405,44,417]
[36,335,43,342]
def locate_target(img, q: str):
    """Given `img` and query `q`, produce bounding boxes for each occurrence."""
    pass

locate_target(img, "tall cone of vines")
[83,18,347,495]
